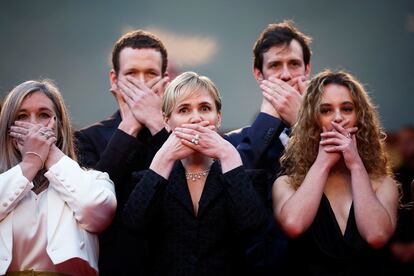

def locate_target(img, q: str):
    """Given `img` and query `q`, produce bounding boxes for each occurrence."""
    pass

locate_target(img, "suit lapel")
[198,161,223,218]
[167,162,195,216]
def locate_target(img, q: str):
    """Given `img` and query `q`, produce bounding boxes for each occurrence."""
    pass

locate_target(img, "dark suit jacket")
[74,110,286,275]
[122,162,268,276]
[75,111,169,275]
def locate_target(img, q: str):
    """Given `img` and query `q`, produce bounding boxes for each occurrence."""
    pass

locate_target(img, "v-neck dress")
[285,194,389,276]
[122,161,268,276]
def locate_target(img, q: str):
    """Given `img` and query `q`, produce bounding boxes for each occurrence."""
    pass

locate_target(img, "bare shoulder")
[274,175,291,187]
[273,175,295,195]
[372,175,398,192]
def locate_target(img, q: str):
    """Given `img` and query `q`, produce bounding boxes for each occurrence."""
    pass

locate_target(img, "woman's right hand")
[316,126,342,169]
[160,131,195,161]
[150,132,195,180]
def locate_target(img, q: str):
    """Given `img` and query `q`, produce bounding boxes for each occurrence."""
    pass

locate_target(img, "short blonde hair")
[162,71,222,118]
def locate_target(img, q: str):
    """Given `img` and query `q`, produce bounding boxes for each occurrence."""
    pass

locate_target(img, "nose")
[279,64,292,82]
[333,110,344,123]
[136,73,146,83]
[189,110,202,124]
[29,114,39,124]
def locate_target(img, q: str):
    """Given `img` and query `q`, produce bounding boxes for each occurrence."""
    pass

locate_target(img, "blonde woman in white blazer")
[0,80,117,276]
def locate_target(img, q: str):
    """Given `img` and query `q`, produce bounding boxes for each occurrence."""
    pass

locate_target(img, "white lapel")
[0,213,13,258]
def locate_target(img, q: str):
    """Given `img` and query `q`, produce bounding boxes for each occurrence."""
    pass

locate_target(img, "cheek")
[263,69,279,79]
[291,67,305,77]
[318,116,331,130]
[39,118,51,126]
[166,116,182,130]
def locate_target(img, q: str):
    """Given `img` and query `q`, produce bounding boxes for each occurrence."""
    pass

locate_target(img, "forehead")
[175,88,215,106]
[263,39,304,62]
[118,47,162,71]
[20,92,54,110]
[321,84,353,103]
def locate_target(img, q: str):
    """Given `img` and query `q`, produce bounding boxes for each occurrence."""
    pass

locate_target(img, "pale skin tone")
[149,89,242,216]
[8,92,65,194]
[109,47,170,137]
[272,84,398,249]
[253,39,310,126]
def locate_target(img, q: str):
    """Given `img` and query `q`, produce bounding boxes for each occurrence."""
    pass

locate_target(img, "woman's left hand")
[320,121,362,170]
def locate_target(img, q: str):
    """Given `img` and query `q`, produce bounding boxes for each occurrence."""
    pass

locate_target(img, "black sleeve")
[122,169,167,232]
[225,112,286,170]
[222,166,268,235]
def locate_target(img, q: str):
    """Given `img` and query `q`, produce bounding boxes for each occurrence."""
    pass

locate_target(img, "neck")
[181,153,213,172]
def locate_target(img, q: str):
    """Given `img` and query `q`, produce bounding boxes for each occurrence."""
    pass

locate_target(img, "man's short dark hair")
[112,30,168,75]
[253,20,312,72]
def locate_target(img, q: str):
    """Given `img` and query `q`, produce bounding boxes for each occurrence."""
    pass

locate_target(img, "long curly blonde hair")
[281,70,391,189]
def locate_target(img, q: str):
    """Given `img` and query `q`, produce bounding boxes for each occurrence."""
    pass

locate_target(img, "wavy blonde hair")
[0,79,76,173]
[281,70,391,189]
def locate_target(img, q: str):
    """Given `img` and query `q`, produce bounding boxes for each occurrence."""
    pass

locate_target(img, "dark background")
[1,0,413,131]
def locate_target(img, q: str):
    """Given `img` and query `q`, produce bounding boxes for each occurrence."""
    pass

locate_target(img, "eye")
[147,71,159,77]
[320,108,332,115]
[178,107,189,114]
[16,113,28,120]
[268,63,279,69]
[200,105,211,112]
[342,106,354,113]
[39,112,52,119]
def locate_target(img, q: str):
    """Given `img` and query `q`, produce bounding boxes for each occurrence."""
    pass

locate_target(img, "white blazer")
[0,156,117,275]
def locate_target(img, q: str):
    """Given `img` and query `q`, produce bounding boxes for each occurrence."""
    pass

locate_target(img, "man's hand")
[259,76,306,126]
[111,84,143,137]
[288,76,309,95]
[118,76,169,135]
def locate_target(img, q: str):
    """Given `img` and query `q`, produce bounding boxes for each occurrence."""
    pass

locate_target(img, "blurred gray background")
[1,0,413,132]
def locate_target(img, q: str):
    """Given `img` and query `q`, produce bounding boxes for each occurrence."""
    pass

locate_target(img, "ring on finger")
[346,132,351,139]
[191,134,200,145]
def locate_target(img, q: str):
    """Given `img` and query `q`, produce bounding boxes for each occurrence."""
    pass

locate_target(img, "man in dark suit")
[229,20,313,275]
[75,30,171,275]
[75,22,311,275]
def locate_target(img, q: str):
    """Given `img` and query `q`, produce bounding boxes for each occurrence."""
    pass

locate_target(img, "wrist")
[314,156,334,172]
[260,99,280,118]
[348,157,365,172]
[118,120,142,137]
[22,152,44,171]
[150,150,175,179]
[44,145,64,169]
[217,143,242,173]
[146,116,164,136]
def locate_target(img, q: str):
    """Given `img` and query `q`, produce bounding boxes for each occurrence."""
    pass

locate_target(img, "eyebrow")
[319,101,354,106]
[18,107,53,112]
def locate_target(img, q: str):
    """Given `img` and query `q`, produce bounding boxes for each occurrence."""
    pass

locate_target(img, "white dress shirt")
[9,190,56,272]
